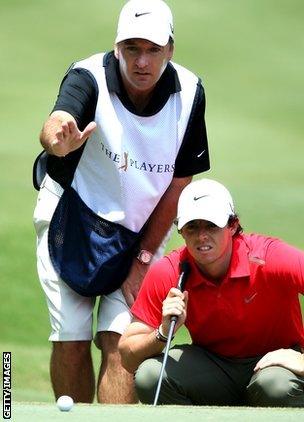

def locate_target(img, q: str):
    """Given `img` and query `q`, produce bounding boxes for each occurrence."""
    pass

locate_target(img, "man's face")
[115,38,174,96]
[180,219,237,278]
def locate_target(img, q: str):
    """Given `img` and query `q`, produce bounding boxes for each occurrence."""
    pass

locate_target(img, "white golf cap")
[115,0,174,46]
[176,179,235,230]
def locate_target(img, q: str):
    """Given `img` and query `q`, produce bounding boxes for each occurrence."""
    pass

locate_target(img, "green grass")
[0,0,303,404]
[8,403,304,422]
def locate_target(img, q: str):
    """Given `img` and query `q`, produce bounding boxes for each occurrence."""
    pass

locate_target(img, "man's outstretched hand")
[40,110,97,157]
[51,119,96,157]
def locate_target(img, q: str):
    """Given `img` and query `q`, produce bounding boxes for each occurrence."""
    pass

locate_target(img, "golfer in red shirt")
[119,179,304,407]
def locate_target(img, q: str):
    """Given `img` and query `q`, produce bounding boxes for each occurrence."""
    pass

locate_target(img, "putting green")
[1,0,304,406]
[9,403,304,422]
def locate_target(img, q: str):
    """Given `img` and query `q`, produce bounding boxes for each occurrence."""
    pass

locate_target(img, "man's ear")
[168,43,174,60]
[178,228,186,240]
[229,218,239,236]
[114,44,119,59]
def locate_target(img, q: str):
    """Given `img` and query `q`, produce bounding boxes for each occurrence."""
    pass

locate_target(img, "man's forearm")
[139,176,192,254]
[119,329,166,373]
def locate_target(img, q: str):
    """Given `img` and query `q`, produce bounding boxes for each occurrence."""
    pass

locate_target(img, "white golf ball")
[56,395,74,411]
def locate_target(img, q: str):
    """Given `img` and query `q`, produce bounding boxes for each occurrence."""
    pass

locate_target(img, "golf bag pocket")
[33,150,48,190]
[48,187,142,297]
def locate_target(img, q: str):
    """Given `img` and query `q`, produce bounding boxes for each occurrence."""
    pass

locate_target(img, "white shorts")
[33,176,169,342]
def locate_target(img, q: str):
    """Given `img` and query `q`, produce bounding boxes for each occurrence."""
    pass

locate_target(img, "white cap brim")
[115,24,170,46]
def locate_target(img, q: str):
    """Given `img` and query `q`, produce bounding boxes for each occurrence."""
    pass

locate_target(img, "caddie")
[119,178,304,407]
[33,0,210,404]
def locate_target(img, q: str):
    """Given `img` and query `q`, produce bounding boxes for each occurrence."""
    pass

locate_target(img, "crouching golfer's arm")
[119,288,188,373]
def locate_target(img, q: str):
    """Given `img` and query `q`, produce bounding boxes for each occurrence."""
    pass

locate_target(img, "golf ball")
[56,395,74,411]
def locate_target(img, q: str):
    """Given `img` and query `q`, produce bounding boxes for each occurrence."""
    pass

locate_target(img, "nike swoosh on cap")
[193,195,208,201]
[135,12,151,17]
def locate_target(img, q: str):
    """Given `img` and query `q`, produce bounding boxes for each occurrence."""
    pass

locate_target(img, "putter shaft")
[153,319,176,406]
[153,261,190,406]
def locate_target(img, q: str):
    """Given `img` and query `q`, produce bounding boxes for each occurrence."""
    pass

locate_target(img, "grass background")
[0,0,303,406]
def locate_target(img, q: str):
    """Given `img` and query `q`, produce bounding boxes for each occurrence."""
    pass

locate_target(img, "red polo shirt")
[131,234,304,358]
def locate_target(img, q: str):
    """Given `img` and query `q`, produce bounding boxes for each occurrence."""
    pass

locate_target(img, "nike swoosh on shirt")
[135,12,151,17]
[197,150,205,158]
[244,292,258,304]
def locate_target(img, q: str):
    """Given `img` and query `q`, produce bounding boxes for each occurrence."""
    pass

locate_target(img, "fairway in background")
[0,0,303,403]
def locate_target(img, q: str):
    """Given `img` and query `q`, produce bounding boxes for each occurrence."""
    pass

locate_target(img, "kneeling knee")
[248,367,299,406]
[135,359,161,404]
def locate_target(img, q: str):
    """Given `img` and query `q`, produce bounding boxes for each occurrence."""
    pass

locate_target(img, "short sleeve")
[174,83,210,177]
[52,68,98,131]
[265,239,304,294]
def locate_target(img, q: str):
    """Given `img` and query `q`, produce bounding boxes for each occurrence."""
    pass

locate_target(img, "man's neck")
[123,80,157,113]
[127,89,154,113]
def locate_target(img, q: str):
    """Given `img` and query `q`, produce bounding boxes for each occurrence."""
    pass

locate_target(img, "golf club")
[153,260,191,406]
